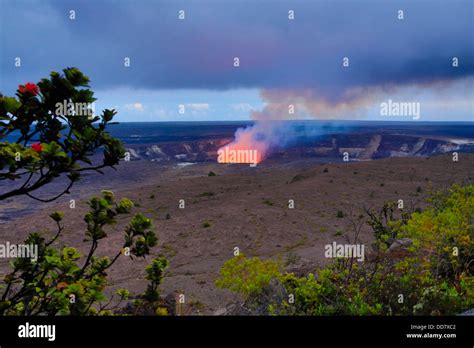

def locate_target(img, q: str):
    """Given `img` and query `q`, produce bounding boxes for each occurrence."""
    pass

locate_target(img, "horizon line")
[112,119,474,123]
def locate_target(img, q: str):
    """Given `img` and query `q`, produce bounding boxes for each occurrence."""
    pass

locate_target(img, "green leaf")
[2,96,21,113]
[49,211,64,222]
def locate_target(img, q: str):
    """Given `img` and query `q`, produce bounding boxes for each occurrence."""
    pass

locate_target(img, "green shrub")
[0,67,125,202]
[215,254,281,296]
[144,257,169,302]
[0,69,167,316]
[263,199,273,206]
[196,191,215,197]
[216,185,474,315]
[0,191,160,315]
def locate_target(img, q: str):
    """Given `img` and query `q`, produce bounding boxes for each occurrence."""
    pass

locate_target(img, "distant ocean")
[106,121,474,145]
[3,120,474,145]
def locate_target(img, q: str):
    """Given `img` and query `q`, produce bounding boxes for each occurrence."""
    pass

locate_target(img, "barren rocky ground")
[0,153,473,314]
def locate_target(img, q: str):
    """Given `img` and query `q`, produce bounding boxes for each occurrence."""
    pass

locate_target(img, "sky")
[0,0,473,122]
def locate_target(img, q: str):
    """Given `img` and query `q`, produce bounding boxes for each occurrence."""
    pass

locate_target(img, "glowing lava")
[217,126,269,165]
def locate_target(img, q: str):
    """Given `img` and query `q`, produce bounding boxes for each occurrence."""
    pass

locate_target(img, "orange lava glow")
[217,128,269,164]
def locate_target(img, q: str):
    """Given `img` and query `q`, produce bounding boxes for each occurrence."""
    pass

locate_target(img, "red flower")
[31,143,43,152]
[56,282,69,290]
[18,82,39,96]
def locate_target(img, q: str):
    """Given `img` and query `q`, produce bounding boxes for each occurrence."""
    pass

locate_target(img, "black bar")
[0,316,472,346]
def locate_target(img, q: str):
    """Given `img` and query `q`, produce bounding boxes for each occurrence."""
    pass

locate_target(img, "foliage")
[123,257,170,315]
[400,184,473,281]
[0,67,126,202]
[144,257,169,302]
[0,70,168,316]
[217,185,474,315]
[0,191,158,315]
[280,264,384,315]
[215,254,282,296]
[365,201,410,250]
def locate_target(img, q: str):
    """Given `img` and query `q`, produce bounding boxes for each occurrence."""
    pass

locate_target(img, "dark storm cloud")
[1,0,473,94]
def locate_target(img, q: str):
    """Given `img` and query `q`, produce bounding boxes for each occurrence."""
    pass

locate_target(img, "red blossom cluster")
[18,82,39,96]
[31,143,43,152]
